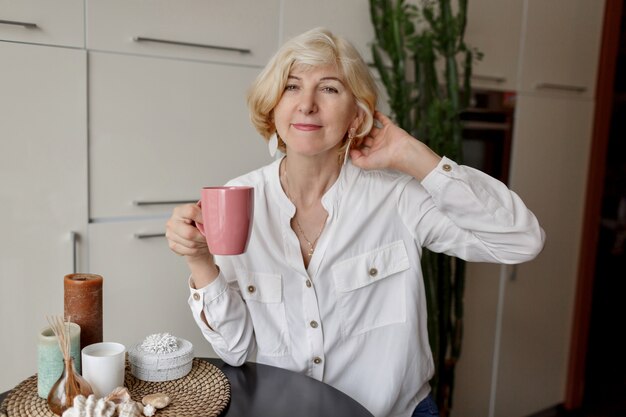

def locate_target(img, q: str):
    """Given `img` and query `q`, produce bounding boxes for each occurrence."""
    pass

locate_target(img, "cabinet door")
[87,0,280,66]
[0,0,84,47]
[494,95,595,416]
[452,263,503,417]
[87,220,216,359]
[519,0,605,98]
[89,52,271,219]
[464,0,524,91]
[0,42,87,392]
[282,0,375,63]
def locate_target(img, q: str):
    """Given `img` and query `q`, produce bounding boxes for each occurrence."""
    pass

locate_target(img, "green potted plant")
[368,0,480,414]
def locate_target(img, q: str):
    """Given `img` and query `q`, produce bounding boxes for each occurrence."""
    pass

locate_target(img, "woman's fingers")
[175,203,203,224]
[361,136,375,149]
[166,204,209,256]
[368,126,381,139]
[166,226,209,257]
[166,223,202,247]
[374,111,393,126]
[367,111,396,142]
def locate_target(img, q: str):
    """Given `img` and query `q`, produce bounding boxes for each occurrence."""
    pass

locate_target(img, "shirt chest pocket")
[237,270,290,356]
[332,240,410,337]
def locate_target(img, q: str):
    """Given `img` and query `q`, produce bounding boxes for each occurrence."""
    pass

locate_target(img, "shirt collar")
[269,156,358,219]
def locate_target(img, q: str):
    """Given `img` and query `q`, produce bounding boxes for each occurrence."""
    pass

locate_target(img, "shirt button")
[193,293,200,301]
[442,163,452,172]
[313,357,322,365]
[305,279,312,288]
[369,267,378,277]
[310,320,319,329]
[247,285,256,293]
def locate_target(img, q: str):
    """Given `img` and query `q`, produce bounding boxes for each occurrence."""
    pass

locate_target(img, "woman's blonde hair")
[247,27,378,157]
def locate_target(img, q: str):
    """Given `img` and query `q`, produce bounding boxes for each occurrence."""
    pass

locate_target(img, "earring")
[268,132,278,157]
[343,128,356,166]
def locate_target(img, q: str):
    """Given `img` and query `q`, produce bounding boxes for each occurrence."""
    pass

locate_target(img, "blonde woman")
[166,27,545,417]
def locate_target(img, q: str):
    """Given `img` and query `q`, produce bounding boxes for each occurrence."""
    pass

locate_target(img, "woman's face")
[273,64,359,159]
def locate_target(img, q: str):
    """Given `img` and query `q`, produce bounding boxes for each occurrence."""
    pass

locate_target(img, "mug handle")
[194,200,206,237]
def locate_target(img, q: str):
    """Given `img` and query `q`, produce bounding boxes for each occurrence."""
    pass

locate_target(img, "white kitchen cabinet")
[282,0,376,63]
[453,95,595,417]
[461,0,605,96]
[518,0,605,99]
[88,52,271,220]
[452,0,605,414]
[464,0,525,92]
[451,263,502,417]
[0,0,84,47]
[86,0,280,66]
[493,95,594,417]
[0,41,87,392]
[87,220,215,358]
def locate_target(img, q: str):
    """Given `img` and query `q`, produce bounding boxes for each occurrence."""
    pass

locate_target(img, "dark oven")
[461,89,516,185]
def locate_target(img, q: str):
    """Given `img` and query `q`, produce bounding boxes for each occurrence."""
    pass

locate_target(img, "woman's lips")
[292,123,322,131]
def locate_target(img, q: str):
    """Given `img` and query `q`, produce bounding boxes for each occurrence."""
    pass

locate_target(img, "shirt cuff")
[188,271,229,306]
[420,156,458,192]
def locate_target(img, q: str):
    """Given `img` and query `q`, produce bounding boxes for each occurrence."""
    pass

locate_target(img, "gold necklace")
[294,216,325,258]
[282,163,327,258]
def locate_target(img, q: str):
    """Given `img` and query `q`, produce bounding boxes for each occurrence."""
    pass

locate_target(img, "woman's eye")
[285,84,299,91]
[322,86,339,93]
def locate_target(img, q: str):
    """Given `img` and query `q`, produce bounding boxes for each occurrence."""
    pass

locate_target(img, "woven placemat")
[0,358,230,417]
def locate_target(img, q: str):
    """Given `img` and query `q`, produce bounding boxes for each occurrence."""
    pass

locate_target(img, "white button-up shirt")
[187,156,545,417]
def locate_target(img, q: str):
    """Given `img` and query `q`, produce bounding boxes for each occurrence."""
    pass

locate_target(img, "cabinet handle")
[70,231,78,274]
[133,199,197,206]
[0,19,38,29]
[133,36,251,54]
[472,74,506,83]
[134,232,166,239]
[535,82,587,93]
[462,121,510,131]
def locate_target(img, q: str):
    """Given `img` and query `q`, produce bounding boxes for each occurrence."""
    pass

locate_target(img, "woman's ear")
[351,107,365,134]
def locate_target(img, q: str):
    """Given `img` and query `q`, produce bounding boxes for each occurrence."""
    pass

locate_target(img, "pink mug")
[196,186,254,255]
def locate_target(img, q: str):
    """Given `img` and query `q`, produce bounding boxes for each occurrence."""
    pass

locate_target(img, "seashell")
[116,401,143,417]
[142,404,156,417]
[61,394,116,417]
[141,393,171,409]
[104,386,131,405]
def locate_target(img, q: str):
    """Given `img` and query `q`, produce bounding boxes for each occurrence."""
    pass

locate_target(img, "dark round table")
[0,358,374,417]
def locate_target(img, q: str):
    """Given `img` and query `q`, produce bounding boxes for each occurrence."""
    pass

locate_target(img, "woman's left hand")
[350,111,441,180]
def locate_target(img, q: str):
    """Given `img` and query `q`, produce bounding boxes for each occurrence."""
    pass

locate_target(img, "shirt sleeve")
[187,270,256,366]
[398,157,546,264]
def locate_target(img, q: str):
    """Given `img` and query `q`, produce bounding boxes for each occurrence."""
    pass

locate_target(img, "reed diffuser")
[46,316,93,415]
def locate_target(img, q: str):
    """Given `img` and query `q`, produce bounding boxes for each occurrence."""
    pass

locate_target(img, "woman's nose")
[298,90,317,114]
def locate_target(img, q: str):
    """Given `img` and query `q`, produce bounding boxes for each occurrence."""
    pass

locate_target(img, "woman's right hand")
[166,203,209,258]
[166,204,219,287]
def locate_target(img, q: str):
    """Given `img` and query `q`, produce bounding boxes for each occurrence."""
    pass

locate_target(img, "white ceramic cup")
[81,342,126,398]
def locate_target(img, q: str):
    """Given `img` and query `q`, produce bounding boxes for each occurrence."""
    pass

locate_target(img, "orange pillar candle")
[64,274,103,350]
